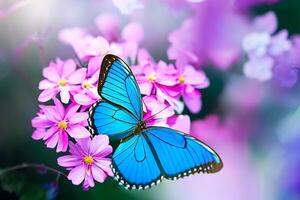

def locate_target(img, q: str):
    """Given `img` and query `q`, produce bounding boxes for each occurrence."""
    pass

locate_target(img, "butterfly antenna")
[144,105,171,122]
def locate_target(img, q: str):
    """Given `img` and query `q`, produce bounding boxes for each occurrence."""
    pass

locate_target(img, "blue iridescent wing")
[97,54,142,120]
[111,134,162,189]
[145,127,223,179]
[88,101,138,138]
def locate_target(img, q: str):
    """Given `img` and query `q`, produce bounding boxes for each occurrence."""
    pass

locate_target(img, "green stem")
[0,163,67,179]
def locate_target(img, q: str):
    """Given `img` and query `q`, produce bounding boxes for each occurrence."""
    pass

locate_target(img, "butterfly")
[88,54,223,190]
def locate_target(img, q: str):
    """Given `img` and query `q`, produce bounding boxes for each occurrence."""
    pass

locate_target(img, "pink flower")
[57,135,113,190]
[176,65,209,113]
[73,57,100,107]
[143,96,175,127]
[134,54,183,111]
[59,28,122,62]
[31,99,90,152]
[38,59,86,104]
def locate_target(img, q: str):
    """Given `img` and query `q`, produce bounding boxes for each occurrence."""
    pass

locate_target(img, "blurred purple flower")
[242,11,299,85]
[235,0,279,10]
[243,56,274,81]
[38,59,86,104]
[57,135,113,190]
[168,0,249,69]
[32,99,90,152]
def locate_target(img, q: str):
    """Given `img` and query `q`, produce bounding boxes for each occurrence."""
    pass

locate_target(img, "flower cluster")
[242,12,300,87]
[31,13,209,190]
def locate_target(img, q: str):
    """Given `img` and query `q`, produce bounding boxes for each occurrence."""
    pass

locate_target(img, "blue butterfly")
[88,54,223,190]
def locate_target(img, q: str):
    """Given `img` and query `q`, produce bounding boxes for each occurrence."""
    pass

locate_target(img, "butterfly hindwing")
[98,54,142,120]
[89,101,138,138]
[145,127,223,179]
[112,134,162,189]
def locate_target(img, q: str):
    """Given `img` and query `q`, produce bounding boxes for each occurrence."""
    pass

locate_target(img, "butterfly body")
[88,54,223,190]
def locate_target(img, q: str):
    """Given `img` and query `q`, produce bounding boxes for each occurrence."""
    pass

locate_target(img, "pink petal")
[89,135,110,155]
[87,56,101,77]
[57,155,81,167]
[53,98,65,119]
[170,115,191,134]
[69,112,89,124]
[39,80,56,90]
[76,137,91,155]
[43,127,59,140]
[91,165,107,183]
[65,104,80,119]
[42,107,61,122]
[31,117,52,128]
[183,90,201,113]
[62,59,77,77]
[59,87,70,104]
[38,88,58,102]
[68,165,86,185]
[95,160,113,176]
[74,94,94,106]
[43,67,60,82]
[32,129,45,140]
[68,125,90,138]
[56,131,69,152]
[139,82,153,95]
[83,174,95,189]
[45,132,59,148]
[68,68,87,84]
[183,66,209,88]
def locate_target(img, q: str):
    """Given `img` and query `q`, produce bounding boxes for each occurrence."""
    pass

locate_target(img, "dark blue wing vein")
[98,55,142,120]
[89,101,138,138]
[144,127,223,178]
[112,134,162,189]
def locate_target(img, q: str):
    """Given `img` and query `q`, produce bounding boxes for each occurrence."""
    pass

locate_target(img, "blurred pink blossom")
[38,59,86,104]
[95,13,120,42]
[168,0,249,69]
[31,99,90,152]
[57,135,113,190]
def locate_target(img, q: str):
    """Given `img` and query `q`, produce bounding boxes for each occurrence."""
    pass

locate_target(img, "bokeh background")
[1,0,300,199]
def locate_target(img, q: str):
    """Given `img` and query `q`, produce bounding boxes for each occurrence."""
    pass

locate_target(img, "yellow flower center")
[83,155,94,165]
[57,79,67,87]
[147,73,156,81]
[179,75,185,84]
[101,49,107,56]
[57,120,68,130]
[82,81,92,89]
